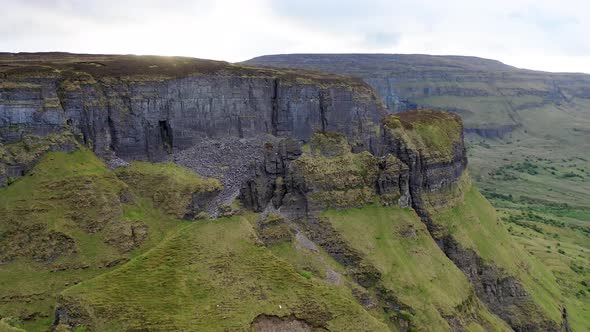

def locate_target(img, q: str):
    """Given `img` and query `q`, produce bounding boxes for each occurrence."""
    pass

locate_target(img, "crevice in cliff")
[271,78,279,135]
[107,116,118,152]
[319,90,328,132]
[159,120,173,154]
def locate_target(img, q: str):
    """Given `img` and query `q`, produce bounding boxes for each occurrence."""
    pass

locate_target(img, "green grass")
[321,204,509,331]
[0,149,187,331]
[504,220,590,331]
[486,197,590,331]
[431,186,564,325]
[0,318,25,332]
[115,161,221,218]
[244,54,590,330]
[58,215,389,331]
[467,133,590,331]
[384,110,463,163]
[291,146,381,208]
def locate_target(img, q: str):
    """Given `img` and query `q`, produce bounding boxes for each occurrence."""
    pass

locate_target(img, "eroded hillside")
[244,54,590,330]
[0,53,571,331]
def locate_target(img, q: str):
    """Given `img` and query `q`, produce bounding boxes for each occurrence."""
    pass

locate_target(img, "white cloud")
[0,0,589,73]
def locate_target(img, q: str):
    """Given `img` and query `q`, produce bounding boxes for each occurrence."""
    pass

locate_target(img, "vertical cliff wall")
[0,54,384,188]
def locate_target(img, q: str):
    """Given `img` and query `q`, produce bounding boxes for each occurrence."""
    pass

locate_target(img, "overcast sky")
[2,0,589,73]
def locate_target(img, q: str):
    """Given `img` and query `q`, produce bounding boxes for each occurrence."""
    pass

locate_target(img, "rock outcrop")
[0,53,568,331]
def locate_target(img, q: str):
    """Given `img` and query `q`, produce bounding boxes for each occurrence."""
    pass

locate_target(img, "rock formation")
[0,53,569,331]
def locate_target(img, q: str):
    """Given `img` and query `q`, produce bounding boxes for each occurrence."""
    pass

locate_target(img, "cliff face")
[244,53,590,139]
[0,53,567,331]
[0,53,382,161]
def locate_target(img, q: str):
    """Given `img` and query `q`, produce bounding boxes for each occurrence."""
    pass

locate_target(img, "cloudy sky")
[2,0,589,73]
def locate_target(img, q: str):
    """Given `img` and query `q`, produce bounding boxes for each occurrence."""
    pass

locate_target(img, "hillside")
[245,54,590,331]
[0,53,573,331]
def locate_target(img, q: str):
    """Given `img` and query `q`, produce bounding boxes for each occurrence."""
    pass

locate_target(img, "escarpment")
[0,53,568,332]
[244,53,590,140]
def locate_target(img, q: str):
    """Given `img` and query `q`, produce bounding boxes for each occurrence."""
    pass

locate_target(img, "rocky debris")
[1,54,384,164]
[377,287,414,330]
[255,213,293,246]
[118,189,138,204]
[173,136,269,217]
[294,231,319,253]
[49,263,90,273]
[52,298,91,332]
[351,288,379,310]
[324,268,342,286]
[399,225,417,238]
[1,53,570,331]
[101,257,130,268]
[104,155,130,169]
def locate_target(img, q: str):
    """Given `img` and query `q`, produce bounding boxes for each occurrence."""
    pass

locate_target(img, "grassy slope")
[115,161,221,218]
[243,56,590,326]
[320,205,509,331]
[467,125,590,331]
[0,149,215,331]
[59,215,389,331]
[504,219,590,331]
[431,186,564,325]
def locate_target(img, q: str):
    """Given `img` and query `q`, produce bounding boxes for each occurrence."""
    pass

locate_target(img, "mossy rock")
[0,131,76,166]
[290,140,381,209]
[384,109,463,163]
[309,132,350,157]
[257,213,293,246]
[115,162,221,218]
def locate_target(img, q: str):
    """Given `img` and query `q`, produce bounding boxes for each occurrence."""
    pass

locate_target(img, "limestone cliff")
[0,53,568,332]
[244,53,590,139]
